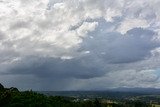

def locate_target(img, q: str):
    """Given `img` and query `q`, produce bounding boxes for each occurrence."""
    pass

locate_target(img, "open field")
[152,105,160,107]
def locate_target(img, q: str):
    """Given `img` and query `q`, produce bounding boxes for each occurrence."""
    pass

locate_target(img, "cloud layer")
[0,0,160,90]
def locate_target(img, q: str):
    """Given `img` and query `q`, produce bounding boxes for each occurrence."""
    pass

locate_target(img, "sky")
[1,0,160,91]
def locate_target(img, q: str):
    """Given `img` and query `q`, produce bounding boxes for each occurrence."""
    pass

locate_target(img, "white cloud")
[117,18,149,34]
[0,0,101,60]
[76,22,98,37]
[74,69,160,90]
[104,8,122,22]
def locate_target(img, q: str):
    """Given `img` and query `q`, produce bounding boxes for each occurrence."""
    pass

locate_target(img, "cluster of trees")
[0,83,151,107]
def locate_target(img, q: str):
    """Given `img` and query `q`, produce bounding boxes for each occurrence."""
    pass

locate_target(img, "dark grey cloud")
[81,24,160,63]
[0,55,105,90]
[6,56,105,79]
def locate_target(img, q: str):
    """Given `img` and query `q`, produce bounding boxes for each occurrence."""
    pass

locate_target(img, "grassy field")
[152,104,160,107]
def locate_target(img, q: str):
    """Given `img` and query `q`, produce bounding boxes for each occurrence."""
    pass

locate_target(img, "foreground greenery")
[0,83,153,107]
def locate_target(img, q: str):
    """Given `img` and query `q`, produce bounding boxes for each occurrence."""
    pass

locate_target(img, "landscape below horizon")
[40,87,160,99]
[1,84,160,107]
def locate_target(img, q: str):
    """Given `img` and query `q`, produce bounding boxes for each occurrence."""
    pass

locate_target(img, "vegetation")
[0,83,156,107]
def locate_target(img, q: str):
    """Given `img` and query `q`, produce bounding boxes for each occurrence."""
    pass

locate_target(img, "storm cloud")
[0,0,160,90]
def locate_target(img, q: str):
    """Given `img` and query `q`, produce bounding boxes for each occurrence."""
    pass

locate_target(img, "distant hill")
[39,88,160,100]
[110,87,160,94]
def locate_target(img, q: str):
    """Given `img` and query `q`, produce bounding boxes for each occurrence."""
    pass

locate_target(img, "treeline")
[0,83,151,107]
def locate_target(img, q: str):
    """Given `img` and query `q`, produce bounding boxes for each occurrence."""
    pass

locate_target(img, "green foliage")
[0,83,4,90]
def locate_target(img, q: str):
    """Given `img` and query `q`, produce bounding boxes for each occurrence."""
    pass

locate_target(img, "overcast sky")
[1,0,160,91]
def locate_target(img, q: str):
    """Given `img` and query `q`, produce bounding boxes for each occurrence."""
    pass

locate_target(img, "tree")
[94,98,101,107]
[9,87,19,92]
[0,83,4,90]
